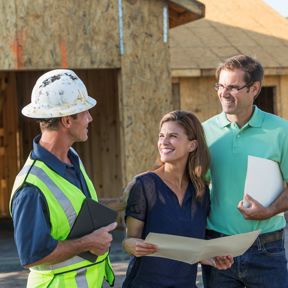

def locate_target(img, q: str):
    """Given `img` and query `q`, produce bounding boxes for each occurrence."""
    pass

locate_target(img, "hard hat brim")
[22,96,96,119]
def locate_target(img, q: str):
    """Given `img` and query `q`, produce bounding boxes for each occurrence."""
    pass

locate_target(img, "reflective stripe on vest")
[76,267,89,288]
[28,165,77,228]
[10,155,114,285]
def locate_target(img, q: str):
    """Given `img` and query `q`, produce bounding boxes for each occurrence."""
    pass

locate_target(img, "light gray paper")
[145,230,260,264]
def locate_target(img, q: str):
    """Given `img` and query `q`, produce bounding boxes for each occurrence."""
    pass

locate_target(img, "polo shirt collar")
[31,134,80,176]
[218,112,231,128]
[218,105,264,128]
[247,106,264,128]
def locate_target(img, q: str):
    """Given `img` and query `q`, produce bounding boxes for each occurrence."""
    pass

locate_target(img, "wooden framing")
[0,73,19,217]
[169,0,205,28]
[0,0,205,217]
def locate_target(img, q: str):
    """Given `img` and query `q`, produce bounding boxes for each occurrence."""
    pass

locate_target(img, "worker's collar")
[31,134,80,175]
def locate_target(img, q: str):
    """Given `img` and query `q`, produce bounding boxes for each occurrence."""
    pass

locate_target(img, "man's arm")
[12,186,117,268]
[25,222,117,268]
[238,185,288,220]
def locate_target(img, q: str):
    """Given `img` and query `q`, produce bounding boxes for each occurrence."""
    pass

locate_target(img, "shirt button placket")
[232,125,241,153]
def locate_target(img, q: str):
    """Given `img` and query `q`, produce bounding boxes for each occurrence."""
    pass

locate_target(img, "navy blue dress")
[123,172,210,288]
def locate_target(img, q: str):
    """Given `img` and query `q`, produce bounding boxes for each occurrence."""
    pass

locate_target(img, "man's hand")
[25,222,117,267]
[201,255,234,270]
[87,222,117,256]
[238,194,273,220]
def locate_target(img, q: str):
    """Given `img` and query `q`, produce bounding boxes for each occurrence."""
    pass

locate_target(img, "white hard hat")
[22,69,96,118]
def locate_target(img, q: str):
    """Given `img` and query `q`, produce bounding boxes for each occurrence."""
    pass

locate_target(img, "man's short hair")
[38,114,78,130]
[216,54,264,85]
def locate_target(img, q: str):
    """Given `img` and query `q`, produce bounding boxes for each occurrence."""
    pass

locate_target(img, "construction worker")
[9,69,117,287]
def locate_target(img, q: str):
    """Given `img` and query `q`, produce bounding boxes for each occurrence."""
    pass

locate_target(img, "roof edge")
[171,68,215,77]
[171,67,288,78]
[168,0,205,28]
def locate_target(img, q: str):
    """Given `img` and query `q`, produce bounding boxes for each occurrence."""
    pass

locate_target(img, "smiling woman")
[121,110,233,288]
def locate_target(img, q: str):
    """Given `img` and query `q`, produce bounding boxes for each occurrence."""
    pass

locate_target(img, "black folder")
[68,198,117,262]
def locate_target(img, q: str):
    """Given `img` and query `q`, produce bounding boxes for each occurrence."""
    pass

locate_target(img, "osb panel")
[119,0,173,184]
[1,0,120,69]
[0,1,17,69]
[179,76,221,122]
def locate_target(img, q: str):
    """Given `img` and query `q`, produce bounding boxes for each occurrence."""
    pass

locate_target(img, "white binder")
[244,155,284,207]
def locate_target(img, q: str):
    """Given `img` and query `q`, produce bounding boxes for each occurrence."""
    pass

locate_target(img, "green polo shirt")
[203,106,288,235]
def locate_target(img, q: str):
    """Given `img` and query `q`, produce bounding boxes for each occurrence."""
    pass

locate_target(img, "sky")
[263,0,288,17]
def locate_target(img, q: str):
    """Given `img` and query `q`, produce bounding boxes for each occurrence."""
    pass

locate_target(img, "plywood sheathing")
[0,0,120,69]
[0,1,17,69]
[119,0,174,184]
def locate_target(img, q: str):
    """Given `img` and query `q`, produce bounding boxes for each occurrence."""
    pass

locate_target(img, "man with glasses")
[202,54,288,287]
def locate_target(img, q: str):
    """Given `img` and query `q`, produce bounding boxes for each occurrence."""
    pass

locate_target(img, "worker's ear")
[60,116,72,128]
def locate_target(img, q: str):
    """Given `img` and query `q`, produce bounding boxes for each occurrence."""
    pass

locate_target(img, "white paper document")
[145,230,260,264]
[244,156,284,207]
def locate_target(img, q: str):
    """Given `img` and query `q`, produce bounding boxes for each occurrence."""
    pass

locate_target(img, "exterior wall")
[0,0,178,214]
[0,0,120,69]
[119,0,174,184]
[177,76,221,122]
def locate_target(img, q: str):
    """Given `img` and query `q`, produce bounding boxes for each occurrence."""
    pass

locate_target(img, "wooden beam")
[171,68,202,77]
[168,0,205,28]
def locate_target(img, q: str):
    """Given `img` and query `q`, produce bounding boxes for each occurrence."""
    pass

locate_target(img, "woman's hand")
[201,255,234,270]
[123,237,158,257]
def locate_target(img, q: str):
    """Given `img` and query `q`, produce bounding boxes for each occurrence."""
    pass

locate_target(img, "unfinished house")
[0,0,205,218]
[170,0,288,121]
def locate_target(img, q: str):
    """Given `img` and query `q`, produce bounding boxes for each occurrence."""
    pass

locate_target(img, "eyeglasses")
[214,82,252,94]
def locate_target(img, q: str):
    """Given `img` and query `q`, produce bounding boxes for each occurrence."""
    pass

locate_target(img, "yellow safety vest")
[10,155,115,288]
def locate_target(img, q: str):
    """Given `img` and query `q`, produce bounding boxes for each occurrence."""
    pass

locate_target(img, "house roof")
[170,0,288,76]
[168,0,205,28]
